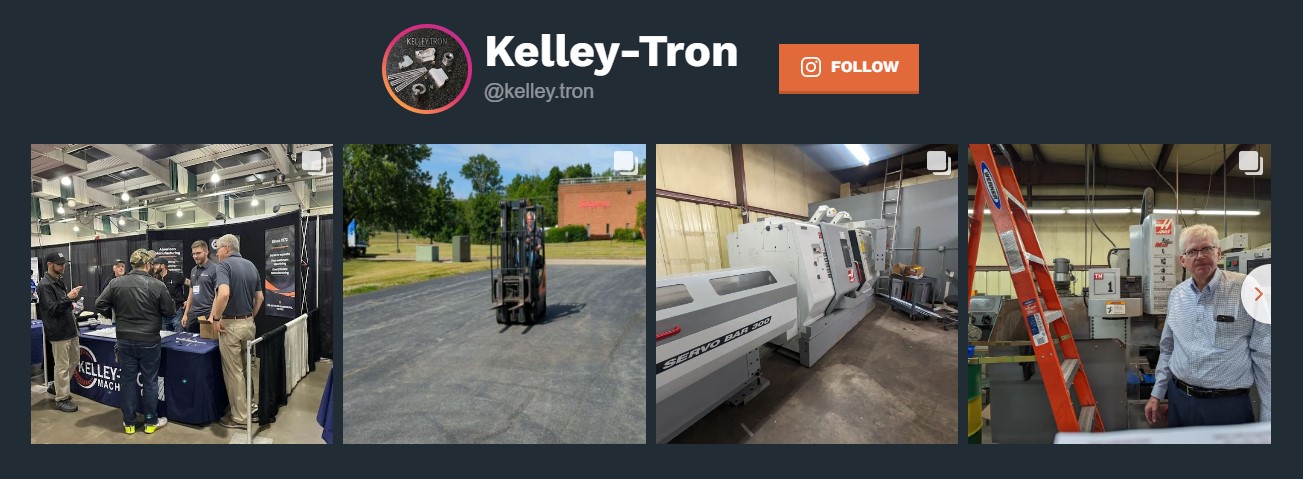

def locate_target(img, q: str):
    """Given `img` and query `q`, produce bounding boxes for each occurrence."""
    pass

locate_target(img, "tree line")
[342,145,643,245]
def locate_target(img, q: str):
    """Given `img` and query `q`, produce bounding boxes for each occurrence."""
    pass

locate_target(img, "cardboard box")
[891,263,910,276]
[906,265,926,278]
[199,316,218,339]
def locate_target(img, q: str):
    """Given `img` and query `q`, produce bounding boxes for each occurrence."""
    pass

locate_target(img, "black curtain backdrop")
[148,212,302,336]
[31,211,333,362]
[308,215,334,360]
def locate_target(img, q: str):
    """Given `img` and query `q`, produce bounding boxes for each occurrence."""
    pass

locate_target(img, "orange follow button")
[778,44,919,94]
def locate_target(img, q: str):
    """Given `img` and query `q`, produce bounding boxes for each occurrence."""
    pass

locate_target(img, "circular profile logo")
[383,24,473,114]
[74,346,96,388]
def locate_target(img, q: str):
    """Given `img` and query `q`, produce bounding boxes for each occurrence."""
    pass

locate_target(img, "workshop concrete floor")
[30,361,331,444]
[342,265,647,444]
[671,301,959,444]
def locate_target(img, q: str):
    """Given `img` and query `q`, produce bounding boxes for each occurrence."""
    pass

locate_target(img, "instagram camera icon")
[801,57,821,77]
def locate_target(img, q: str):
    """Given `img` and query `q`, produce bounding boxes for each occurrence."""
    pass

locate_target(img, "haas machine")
[490,200,547,324]
[654,207,876,443]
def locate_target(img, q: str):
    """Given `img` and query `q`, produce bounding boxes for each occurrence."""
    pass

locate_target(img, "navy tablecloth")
[71,328,227,425]
[316,365,334,443]
[31,320,42,365]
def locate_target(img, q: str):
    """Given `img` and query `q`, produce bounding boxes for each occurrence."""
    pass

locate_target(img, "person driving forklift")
[524,210,546,297]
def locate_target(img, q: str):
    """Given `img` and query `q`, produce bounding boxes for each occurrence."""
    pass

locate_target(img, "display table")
[31,320,43,365]
[71,327,227,425]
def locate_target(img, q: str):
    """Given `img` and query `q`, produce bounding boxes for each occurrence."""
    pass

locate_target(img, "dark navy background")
[8,0,1290,472]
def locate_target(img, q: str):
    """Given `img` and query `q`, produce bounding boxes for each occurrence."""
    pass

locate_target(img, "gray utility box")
[415,245,440,262]
[452,236,472,262]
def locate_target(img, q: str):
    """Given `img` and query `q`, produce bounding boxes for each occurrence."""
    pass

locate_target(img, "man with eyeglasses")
[1145,224,1270,428]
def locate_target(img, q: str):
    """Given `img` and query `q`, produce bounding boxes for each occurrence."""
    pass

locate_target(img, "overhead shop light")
[845,144,871,165]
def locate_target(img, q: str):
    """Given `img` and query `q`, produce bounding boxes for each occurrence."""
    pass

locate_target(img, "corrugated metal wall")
[655,197,778,277]
[656,144,828,278]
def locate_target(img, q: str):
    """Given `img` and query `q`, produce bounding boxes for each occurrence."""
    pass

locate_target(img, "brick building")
[556,176,646,239]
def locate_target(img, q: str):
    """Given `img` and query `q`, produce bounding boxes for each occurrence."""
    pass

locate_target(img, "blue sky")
[422,144,646,198]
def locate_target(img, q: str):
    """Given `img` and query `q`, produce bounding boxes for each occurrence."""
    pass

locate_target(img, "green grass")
[344,232,646,296]
[343,260,490,296]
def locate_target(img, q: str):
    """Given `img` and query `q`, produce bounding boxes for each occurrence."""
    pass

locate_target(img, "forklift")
[490,200,548,324]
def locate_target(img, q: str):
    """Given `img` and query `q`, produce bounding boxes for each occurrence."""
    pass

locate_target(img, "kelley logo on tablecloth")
[73,344,165,399]
[75,346,118,391]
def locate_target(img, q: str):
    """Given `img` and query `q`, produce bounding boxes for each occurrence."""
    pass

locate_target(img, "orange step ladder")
[968,144,1104,434]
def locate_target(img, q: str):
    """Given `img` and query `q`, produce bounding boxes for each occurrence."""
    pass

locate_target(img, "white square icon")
[614,151,637,176]
[1239,151,1263,175]
[927,151,951,175]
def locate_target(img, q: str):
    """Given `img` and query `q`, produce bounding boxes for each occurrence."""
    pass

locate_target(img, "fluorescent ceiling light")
[1068,208,1131,214]
[1197,210,1260,216]
[1026,209,1067,215]
[845,144,871,165]
[1153,209,1195,215]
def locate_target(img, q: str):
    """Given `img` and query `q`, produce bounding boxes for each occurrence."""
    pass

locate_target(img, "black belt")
[220,314,253,320]
[1173,376,1249,399]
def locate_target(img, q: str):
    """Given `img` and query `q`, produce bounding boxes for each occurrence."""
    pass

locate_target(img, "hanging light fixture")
[251,196,260,207]
[118,216,126,226]
[61,176,71,186]
[56,204,65,215]
[177,209,184,218]
[66,198,76,208]
[72,225,79,233]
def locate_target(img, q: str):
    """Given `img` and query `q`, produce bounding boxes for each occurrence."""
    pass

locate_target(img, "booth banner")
[72,339,167,411]
[152,240,184,271]
[264,225,297,318]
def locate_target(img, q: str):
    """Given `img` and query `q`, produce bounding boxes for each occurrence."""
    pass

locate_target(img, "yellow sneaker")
[124,424,136,435]
[145,417,167,434]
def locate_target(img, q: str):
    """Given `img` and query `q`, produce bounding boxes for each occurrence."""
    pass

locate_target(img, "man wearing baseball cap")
[95,249,174,434]
[151,257,187,332]
[102,258,126,291]
[35,251,82,413]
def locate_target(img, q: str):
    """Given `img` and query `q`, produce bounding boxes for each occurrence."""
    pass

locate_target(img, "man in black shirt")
[151,257,187,332]
[36,252,83,413]
[96,249,174,435]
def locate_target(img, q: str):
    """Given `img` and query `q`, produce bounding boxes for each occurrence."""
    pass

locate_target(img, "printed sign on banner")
[263,225,297,318]
[152,240,184,272]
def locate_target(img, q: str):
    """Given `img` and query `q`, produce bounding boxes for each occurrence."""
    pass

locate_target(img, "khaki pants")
[218,319,256,424]
[50,336,80,402]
